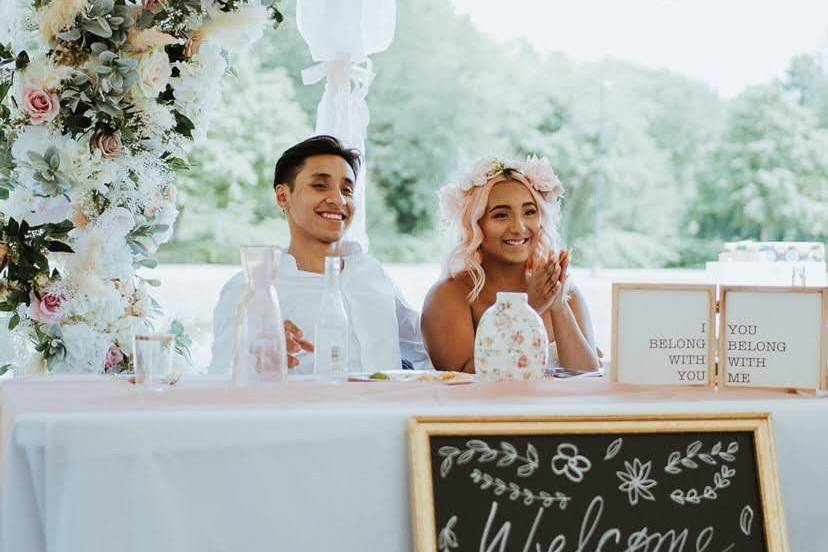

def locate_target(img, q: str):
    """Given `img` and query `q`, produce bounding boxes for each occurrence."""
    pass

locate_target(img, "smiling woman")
[421,157,600,374]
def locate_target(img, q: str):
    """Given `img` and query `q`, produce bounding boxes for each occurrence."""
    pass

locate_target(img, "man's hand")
[285,320,314,368]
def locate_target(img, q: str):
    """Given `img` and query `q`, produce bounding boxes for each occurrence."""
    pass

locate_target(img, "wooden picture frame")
[719,286,827,391]
[611,283,717,386]
[409,414,788,552]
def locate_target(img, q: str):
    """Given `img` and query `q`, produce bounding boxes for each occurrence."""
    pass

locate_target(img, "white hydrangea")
[48,323,111,374]
[3,187,72,226]
[172,43,227,140]
[65,278,128,330]
[59,214,135,284]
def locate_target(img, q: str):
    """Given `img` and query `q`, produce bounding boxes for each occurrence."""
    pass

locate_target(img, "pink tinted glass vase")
[231,246,288,384]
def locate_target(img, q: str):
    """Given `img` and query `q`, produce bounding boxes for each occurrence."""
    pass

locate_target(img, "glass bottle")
[231,246,288,384]
[314,256,349,381]
[474,292,548,381]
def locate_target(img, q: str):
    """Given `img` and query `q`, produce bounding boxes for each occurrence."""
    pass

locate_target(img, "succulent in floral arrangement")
[25,146,73,197]
[58,0,136,50]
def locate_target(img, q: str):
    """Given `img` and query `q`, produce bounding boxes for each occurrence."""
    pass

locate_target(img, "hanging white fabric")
[296,0,396,251]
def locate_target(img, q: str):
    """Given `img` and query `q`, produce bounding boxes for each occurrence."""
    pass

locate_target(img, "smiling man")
[208,135,429,375]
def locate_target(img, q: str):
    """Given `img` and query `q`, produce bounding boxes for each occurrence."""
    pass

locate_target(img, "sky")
[452,0,828,97]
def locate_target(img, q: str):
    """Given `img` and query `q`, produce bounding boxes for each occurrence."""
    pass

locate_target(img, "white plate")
[348,370,475,384]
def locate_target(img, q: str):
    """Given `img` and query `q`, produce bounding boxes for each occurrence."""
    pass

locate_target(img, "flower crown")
[438,155,565,223]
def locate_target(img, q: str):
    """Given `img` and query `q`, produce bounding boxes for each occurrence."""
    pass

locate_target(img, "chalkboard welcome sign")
[409,415,787,552]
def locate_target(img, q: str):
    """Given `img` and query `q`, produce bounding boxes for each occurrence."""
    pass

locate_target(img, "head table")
[0,375,824,552]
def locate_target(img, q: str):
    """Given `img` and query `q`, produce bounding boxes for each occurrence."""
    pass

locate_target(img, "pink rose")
[23,86,60,125]
[0,243,8,272]
[94,130,123,160]
[29,291,65,324]
[105,345,125,371]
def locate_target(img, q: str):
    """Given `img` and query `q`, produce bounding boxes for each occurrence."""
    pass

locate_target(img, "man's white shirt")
[209,243,430,374]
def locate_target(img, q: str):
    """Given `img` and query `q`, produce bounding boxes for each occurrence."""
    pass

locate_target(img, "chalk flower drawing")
[604,437,623,461]
[551,443,592,483]
[438,440,539,478]
[469,468,570,510]
[739,505,754,536]
[616,458,658,506]
[665,440,739,474]
[670,464,736,505]
[438,515,459,551]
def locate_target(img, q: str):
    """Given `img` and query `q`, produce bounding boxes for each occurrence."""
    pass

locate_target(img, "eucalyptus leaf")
[90,42,108,55]
[135,257,158,269]
[58,28,82,41]
[98,50,116,64]
[82,18,112,38]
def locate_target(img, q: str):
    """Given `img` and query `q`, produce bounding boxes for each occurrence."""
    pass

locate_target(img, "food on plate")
[416,371,472,383]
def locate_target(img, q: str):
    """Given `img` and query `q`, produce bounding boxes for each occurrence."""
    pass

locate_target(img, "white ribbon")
[301,53,375,250]
[301,53,375,148]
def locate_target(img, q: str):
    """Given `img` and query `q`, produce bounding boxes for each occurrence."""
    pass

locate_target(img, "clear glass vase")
[231,246,288,384]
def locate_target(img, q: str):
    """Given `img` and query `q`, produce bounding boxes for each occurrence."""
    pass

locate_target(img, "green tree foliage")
[160,61,311,263]
[692,84,828,242]
[160,0,827,267]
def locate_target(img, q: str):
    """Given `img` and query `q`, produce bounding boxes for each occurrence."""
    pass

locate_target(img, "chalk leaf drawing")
[604,438,623,461]
[670,464,736,505]
[551,443,592,483]
[740,505,754,536]
[438,515,459,552]
[470,468,570,510]
[665,440,739,474]
[438,440,539,478]
[616,458,658,506]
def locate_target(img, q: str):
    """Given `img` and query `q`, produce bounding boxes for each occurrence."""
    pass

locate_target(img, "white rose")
[23,194,73,226]
[51,323,110,374]
[137,49,172,99]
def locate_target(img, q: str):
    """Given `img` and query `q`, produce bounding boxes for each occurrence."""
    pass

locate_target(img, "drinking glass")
[133,334,174,387]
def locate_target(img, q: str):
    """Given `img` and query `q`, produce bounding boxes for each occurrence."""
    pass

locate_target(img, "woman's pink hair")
[443,174,560,303]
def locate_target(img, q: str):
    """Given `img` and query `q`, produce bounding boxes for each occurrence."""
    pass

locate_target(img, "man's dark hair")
[273,135,362,191]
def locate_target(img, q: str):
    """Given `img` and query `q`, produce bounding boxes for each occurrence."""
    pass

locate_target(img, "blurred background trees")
[159,0,828,267]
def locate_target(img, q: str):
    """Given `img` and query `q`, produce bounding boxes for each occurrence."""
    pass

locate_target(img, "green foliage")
[159,60,310,263]
[168,319,192,363]
[691,84,828,242]
[0,218,73,318]
[160,0,827,267]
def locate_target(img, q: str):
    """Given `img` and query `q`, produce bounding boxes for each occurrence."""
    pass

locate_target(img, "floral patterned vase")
[474,292,548,381]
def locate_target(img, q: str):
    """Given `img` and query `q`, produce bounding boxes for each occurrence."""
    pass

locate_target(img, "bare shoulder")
[423,276,472,314]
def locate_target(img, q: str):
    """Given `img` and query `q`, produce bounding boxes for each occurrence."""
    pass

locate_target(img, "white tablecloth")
[0,376,825,552]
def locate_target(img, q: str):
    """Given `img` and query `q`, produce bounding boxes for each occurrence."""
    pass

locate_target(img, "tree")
[692,84,828,242]
[783,54,828,128]
[160,61,311,263]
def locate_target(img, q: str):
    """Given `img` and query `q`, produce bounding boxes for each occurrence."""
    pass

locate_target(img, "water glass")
[133,334,174,387]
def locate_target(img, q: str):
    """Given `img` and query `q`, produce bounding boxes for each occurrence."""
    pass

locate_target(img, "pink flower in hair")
[438,155,565,224]
[516,155,564,200]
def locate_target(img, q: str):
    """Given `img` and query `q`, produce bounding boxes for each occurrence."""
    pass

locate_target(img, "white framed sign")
[719,287,827,390]
[611,283,716,386]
